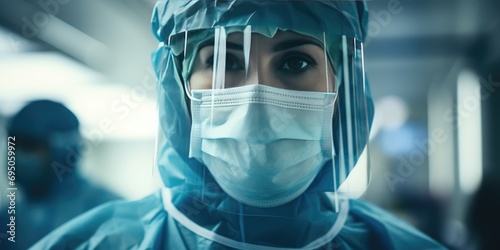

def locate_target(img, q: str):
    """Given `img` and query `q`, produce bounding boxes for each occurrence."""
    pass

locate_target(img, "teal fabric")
[31,193,445,249]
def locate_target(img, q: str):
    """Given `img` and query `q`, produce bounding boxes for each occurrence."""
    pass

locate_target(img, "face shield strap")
[244,25,251,82]
[323,32,331,94]
[209,27,226,125]
[213,27,227,90]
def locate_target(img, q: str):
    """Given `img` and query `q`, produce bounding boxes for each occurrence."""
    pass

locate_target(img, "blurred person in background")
[0,100,119,250]
[31,1,444,249]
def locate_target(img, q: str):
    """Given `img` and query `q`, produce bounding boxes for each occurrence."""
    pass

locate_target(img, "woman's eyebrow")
[272,39,323,52]
[198,39,244,51]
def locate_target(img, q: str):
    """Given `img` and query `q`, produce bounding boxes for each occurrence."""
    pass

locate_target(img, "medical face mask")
[189,84,336,207]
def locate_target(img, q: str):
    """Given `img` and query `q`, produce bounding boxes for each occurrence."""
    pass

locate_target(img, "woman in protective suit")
[32,1,445,249]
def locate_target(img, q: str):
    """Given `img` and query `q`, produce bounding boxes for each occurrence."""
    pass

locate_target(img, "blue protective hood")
[150,1,375,247]
[152,1,369,44]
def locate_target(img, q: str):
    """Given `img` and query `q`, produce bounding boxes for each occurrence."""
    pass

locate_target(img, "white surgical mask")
[189,84,336,207]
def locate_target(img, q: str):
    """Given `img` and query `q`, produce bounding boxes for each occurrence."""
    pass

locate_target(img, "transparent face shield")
[184,26,336,94]
[155,25,371,247]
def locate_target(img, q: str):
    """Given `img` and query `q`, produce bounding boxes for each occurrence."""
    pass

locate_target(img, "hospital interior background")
[0,0,499,249]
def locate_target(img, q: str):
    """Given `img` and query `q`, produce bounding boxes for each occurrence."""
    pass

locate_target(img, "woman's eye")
[225,54,243,71]
[280,55,316,73]
[205,54,243,71]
